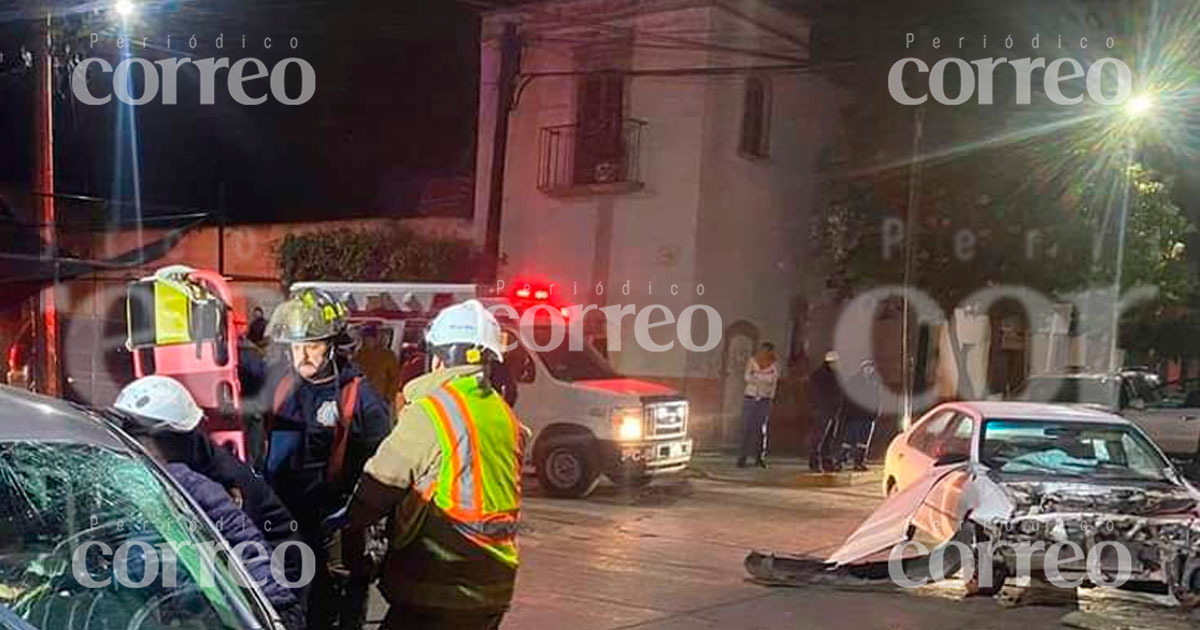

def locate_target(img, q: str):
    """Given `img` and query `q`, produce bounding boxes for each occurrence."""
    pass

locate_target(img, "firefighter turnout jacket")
[345,364,529,612]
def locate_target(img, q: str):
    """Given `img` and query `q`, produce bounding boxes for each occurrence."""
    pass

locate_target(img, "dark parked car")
[0,385,285,630]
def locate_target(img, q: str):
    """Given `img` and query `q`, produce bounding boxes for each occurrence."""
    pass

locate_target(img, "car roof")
[949,401,1131,425]
[0,385,130,449]
[1027,372,1121,380]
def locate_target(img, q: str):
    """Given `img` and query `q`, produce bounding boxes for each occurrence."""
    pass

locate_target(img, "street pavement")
[365,455,1198,629]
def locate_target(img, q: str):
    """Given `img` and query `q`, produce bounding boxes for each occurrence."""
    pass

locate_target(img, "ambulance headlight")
[613,408,643,442]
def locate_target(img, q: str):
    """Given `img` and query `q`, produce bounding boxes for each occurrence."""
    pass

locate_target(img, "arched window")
[740,76,770,158]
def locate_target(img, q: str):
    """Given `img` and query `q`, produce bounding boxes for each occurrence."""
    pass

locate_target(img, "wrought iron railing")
[537,119,646,193]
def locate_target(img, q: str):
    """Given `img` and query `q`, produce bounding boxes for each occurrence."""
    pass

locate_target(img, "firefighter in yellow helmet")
[340,299,529,630]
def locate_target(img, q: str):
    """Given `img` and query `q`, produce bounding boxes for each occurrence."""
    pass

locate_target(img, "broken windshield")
[980,419,1171,482]
[0,441,271,630]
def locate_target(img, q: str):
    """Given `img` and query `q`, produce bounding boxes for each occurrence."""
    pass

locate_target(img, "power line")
[459,0,807,64]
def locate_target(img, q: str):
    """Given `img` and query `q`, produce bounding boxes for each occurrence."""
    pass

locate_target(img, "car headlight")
[613,408,643,441]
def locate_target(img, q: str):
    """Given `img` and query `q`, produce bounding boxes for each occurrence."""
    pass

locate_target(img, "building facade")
[473,0,844,448]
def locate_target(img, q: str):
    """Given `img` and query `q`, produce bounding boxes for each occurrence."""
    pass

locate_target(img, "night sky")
[0,0,481,224]
[1,0,1198,227]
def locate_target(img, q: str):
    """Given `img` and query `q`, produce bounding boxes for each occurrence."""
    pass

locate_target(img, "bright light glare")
[615,411,643,441]
[1125,94,1155,118]
[114,0,137,18]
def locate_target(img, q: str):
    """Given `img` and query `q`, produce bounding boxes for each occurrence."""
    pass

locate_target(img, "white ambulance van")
[290,281,693,498]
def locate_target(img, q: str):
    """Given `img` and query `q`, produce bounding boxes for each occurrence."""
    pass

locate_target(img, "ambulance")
[291,281,693,498]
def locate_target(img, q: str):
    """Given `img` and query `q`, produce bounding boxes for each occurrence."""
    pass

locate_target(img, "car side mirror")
[934,452,969,467]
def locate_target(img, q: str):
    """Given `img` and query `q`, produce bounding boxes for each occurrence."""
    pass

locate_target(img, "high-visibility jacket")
[389,372,525,610]
[413,374,524,565]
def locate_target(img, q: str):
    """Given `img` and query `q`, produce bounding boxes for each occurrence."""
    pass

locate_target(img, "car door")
[894,409,956,491]
[911,413,975,545]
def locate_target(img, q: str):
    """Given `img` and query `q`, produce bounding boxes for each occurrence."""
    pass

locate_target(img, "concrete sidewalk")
[687,452,883,488]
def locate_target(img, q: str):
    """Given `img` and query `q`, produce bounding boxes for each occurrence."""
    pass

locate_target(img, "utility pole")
[34,12,61,397]
[483,23,521,284]
[899,27,927,430]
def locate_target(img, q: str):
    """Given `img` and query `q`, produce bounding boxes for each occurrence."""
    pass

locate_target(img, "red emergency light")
[508,279,572,320]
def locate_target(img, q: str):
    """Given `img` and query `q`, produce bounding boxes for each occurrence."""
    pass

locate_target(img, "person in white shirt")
[738,343,780,468]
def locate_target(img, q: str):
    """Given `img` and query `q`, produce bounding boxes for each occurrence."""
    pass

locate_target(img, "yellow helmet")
[266,288,350,343]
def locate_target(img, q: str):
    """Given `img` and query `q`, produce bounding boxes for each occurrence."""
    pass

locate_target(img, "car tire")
[536,442,600,499]
[884,477,898,497]
[1171,557,1200,608]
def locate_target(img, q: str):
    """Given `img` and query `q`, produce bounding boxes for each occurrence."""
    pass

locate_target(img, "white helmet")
[426,299,505,363]
[114,375,204,432]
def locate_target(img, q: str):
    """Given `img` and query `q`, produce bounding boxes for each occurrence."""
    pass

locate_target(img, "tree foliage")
[809,0,1199,396]
[276,225,484,286]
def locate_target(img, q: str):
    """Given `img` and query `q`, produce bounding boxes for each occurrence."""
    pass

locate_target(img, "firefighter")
[263,287,392,630]
[111,375,307,630]
[339,299,528,630]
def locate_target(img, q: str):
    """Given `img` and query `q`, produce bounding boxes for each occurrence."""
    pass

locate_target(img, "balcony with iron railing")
[537,119,646,196]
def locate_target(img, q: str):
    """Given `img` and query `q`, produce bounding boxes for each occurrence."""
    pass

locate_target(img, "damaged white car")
[752,402,1200,607]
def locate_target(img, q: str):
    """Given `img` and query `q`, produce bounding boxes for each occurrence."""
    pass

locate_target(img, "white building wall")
[476,3,719,380]
[474,1,826,447]
[689,3,824,442]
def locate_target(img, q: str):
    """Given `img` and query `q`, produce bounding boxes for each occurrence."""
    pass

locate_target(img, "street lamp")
[1124,93,1155,119]
[114,0,137,20]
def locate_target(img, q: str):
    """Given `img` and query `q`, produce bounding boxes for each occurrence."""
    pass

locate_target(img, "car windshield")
[535,343,619,382]
[0,441,272,630]
[508,324,613,382]
[980,419,1171,482]
[1018,377,1120,409]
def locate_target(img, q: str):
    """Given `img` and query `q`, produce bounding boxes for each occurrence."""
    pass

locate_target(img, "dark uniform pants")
[840,417,876,468]
[738,396,771,465]
[809,413,841,471]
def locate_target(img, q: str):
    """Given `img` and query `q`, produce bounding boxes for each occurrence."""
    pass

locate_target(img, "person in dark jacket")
[248,306,269,347]
[112,375,307,630]
[839,359,882,471]
[142,421,309,596]
[808,351,844,472]
[166,462,306,630]
[263,288,392,630]
[240,333,271,468]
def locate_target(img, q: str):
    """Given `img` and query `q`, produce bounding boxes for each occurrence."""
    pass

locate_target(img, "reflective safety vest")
[412,374,525,569]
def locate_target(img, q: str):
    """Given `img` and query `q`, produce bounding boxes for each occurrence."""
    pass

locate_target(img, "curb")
[687,465,877,488]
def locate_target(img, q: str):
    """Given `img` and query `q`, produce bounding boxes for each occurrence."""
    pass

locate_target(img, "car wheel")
[537,442,599,499]
[1171,557,1200,608]
[885,477,898,497]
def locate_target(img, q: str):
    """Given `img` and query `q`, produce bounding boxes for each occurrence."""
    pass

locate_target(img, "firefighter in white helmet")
[111,376,307,629]
[340,299,529,630]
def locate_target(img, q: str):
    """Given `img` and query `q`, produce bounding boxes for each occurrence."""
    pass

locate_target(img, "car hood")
[998,478,1200,517]
[827,466,1200,568]
[571,378,678,398]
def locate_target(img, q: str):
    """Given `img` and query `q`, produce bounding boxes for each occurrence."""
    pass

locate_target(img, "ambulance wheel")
[537,442,599,499]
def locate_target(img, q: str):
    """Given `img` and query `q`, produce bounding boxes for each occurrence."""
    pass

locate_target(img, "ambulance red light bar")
[508,278,573,319]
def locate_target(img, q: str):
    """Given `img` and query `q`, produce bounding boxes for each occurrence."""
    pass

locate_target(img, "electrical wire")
[456,0,806,64]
